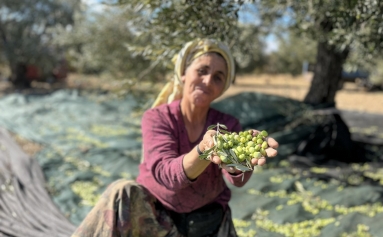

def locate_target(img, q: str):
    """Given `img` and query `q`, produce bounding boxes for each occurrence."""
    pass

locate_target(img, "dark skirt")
[71,179,238,237]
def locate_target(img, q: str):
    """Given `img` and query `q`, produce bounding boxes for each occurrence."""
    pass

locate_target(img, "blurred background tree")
[53,4,161,90]
[1,0,382,100]
[252,0,383,105]
[0,0,80,87]
[54,0,267,95]
[112,0,245,70]
[231,24,267,75]
[265,32,317,76]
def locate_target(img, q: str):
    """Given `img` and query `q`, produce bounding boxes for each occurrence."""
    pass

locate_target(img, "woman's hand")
[199,130,222,164]
[198,129,279,170]
[249,130,279,167]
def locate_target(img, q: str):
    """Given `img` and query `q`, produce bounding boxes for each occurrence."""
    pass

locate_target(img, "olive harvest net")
[0,89,382,237]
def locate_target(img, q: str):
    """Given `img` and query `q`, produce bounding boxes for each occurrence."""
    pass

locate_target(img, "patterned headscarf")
[151,38,235,108]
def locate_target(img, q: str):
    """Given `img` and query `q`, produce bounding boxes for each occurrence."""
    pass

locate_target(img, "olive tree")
[107,0,246,74]
[252,0,383,105]
[0,0,79,87]
[56,0,259,96]
[54,5,157,83]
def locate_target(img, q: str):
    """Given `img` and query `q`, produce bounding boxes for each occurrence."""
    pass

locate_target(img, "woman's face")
[181,53,227,107]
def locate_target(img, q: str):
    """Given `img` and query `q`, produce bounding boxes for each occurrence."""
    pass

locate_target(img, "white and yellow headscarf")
[151,38,235,108]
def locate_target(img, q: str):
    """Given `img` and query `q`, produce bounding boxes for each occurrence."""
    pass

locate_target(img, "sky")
[81,0,279,53]
[238,3,279,53]
[264,35,279,53]
[82,0,106,12]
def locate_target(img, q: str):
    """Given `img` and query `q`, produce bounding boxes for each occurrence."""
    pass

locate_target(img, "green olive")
[238,154,246,161]
[261,130,268,137]
[236,146,243,153]
[253,151,261,158]
[220,155,230,163]
[260,148,267,157]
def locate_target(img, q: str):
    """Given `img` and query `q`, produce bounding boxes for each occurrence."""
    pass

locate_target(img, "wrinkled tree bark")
[304,42,349,105]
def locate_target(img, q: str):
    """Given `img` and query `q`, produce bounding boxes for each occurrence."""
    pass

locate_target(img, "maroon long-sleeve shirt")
[136,100,253,213]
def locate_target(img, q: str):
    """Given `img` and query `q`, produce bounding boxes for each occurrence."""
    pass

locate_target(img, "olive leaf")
[227,155,236,164]
[198,147,215,161]
[221,135,228,142]
[245,158,253,169]
[207,125,217,130]
[213,135,217,146]
[218,124,228,129]
[227,163,252,172]
[198,154,210,160]
[221,149,229,156]
[203,147,214,154]
[229,149,239,163]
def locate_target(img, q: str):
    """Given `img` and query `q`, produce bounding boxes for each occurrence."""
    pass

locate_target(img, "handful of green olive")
[198,123,269,173]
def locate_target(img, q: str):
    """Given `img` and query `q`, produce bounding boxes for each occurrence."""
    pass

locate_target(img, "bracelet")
[196,144,204,155]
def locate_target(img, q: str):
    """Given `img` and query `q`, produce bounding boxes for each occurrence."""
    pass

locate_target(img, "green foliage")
[344,49,383,88]
[265,32,317,75]
[250,0,383,103]
[368,59,383,86]
[232,24,267,74]
[54,5,161,83]
[54,0,261,95]
[0,0,79,74]
[254,0,383,59]
[106,0,245,71]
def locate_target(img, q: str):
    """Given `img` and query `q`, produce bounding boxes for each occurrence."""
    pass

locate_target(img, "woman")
[72,38,278,237]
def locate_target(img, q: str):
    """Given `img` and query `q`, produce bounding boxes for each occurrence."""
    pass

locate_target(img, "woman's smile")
[195,86,209,94]
[182,53,227,107]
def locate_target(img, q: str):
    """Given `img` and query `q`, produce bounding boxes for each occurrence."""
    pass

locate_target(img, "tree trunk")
[10,62,31,89]
[304,42,349,106]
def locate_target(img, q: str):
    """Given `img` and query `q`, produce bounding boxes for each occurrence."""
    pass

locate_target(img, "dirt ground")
[1,73,382,114]
[224,73,383,115]
[1,73,382,156]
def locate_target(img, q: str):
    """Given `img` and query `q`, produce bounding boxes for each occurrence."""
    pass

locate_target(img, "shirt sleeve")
[222,169,253,187]
[221,117,254,187]
[141,108,192,191]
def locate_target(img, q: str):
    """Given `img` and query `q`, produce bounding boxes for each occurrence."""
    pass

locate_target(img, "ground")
[1,73,382,156]
[223,73,383,115]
